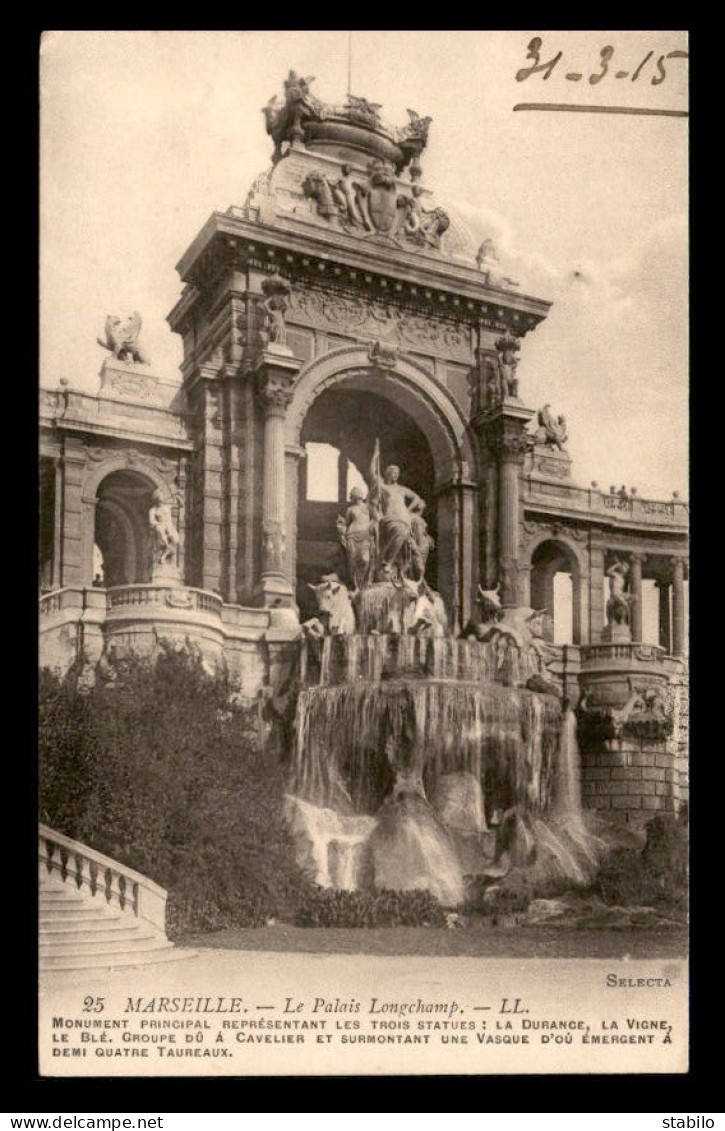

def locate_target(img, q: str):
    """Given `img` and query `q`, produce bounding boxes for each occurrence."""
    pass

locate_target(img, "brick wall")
[581,739,678,824]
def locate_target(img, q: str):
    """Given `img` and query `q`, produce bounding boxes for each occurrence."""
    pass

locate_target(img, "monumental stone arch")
[39,68,690,825]
[287,344,476,624]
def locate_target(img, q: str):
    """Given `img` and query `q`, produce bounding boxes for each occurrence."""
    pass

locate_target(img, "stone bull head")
[307,576,356,636]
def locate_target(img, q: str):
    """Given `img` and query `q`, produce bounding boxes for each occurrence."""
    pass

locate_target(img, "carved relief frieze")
[39,390,59,413]
[286,286,473,362]
[102,370,155,400]
[84,445,178,479]
[537,457,570,478]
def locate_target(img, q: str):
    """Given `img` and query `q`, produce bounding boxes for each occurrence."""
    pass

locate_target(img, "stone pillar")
[253,350,300,608]
[657,577,671,653]
[337,450,348,508]
[492,415,534,606]
[671,556,686,656]
[629,552,645,642]
[588,542,606,642]
[52,458,63,589]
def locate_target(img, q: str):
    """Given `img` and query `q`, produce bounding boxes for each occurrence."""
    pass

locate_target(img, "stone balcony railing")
[38,822,167,934]
[106,584,224,619]
[582,642,669,667]
[522,475,689,532]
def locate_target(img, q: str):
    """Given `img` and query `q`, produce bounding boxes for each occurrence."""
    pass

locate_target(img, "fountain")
[286,442,602,909]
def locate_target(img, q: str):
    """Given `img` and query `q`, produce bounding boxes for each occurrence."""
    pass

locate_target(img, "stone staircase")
[39,824,189,971]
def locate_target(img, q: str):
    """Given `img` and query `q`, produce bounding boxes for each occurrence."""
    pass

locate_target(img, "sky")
[40,30,688,500]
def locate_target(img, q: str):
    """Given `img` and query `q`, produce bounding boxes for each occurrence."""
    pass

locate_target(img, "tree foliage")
[39,648,313,935]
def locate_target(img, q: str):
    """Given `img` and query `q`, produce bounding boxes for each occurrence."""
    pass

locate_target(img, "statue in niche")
[368,438,428,581]
[534,404,568,450]
[336,486,377,592]
[260,276,291,346]
[494,335,521,399]
[606,560,631,625]
[149,490,179,566]
[97,311,149,365]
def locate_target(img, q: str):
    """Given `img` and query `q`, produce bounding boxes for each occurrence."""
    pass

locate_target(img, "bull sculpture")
[304,575,356,637]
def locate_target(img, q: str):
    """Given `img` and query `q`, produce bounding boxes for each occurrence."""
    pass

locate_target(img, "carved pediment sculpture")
[302,160,450,250]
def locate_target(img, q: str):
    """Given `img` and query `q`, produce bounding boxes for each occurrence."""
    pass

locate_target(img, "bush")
[593,811,688,914]
[39,647,314,936]
[296,886,447,928]
[466,870,534,920]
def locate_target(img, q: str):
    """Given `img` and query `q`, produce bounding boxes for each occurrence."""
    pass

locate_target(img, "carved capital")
[490,433,533,462]
[255,369,296,416]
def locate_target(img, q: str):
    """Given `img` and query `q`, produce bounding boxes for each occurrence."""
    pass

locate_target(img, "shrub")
[593,811,688,914]
[296,887,446,928]
[466,869,534,919]
[39,647,313,936]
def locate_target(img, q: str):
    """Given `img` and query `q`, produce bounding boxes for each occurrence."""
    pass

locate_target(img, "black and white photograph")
[38,29,689,1077]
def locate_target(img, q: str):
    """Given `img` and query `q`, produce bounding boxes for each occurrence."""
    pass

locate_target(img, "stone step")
[39,923,155,944]
[39,894,88,909]
[39,886,85,898]
[39,932,167,957]
[39,910,125,927]
[39,947,192,972]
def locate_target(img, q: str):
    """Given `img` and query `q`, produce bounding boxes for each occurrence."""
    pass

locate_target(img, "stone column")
[657,577,671,653]
[629,551,645,641]
[253,350,300,608]
[52,458,64,589]
[496,428,533,606]
[588,543,606,642]
[671,556,686,656]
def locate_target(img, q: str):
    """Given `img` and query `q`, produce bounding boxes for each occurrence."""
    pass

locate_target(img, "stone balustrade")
[39,587,85,619]
[106,584,224,619]
[38,822,167,934]
[523,476,689,531]
[39,584,276,696]
[582,642,667,666]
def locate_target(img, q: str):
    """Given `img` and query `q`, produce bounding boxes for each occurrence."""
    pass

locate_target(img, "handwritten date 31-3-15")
[516,37,688,87]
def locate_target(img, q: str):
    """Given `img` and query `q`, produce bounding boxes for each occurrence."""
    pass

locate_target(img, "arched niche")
[284,346,478,629]
[529,536,586,645]
[81,457,177,587]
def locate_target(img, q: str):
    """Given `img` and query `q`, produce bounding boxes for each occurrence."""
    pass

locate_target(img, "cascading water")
[284,572,586,908]
[286,449,601,909]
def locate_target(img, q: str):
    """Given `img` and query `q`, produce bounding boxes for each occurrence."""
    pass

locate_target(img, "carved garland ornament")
[286,287,472,361]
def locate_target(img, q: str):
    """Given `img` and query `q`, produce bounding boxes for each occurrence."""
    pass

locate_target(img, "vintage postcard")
[38,29,689,1077]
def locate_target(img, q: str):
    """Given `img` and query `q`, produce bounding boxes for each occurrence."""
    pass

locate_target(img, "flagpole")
[347,30,352,97]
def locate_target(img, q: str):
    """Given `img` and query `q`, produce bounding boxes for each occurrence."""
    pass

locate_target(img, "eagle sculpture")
[97,311,149,365]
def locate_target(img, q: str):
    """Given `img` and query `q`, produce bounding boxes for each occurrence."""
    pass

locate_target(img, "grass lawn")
[179,918,687,959]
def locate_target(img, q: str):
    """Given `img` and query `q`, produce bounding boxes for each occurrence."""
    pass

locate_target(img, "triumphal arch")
[40,71,689,821]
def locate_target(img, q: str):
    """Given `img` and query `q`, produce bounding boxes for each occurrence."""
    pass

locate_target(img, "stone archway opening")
[530,539,581,645]
[94,470,156,587]
[296,386,437,621]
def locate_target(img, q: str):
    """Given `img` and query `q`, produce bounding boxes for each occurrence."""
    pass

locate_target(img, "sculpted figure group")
[333,439,433,594]
[303,159,449,248]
